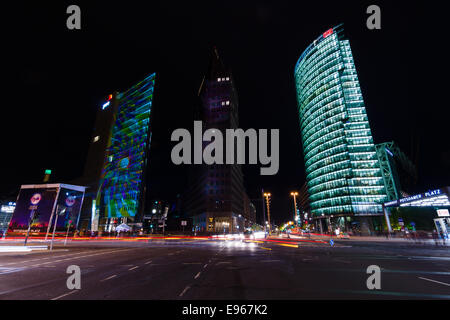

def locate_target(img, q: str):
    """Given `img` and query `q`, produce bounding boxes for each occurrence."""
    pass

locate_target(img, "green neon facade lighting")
[294,25,387,218]
[96,73,155,218]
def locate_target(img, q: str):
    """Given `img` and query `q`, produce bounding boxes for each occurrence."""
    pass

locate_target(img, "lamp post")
[290,192,299,229]
[263,192,272,235]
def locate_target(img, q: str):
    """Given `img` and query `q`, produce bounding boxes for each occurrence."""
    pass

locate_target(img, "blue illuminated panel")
[96,73,155,218]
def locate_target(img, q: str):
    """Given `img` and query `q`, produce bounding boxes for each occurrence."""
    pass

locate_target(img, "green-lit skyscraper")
[294,25,387,234]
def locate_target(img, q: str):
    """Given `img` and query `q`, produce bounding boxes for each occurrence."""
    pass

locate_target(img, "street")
[0,237,449,300]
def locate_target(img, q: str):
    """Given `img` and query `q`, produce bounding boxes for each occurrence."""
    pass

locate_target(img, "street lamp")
[290,192,299,228]
[263,192,272,235]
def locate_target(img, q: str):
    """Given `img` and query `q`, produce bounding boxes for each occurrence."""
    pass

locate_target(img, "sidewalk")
[272,233,450,247]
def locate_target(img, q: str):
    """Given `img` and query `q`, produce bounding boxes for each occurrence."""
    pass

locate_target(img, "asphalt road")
[0,239,449,300]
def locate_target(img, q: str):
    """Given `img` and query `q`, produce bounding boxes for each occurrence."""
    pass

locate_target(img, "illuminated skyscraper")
[79,73,156,232]
[294,25,387,233]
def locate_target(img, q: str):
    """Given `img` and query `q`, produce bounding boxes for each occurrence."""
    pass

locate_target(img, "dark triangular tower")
[184,47,253,233]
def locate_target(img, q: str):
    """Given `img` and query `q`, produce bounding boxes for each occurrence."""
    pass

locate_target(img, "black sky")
[2,1,448,225]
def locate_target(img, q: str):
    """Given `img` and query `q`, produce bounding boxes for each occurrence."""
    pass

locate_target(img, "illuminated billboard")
[7,184,86,236]
[96,73,156,219]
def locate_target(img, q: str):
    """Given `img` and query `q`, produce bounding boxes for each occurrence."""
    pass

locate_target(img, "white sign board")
[437,209,450,217]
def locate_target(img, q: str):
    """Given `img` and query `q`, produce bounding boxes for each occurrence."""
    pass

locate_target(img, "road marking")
[418,277,450,287]
[179,285,190,297]
[203,264,208,268]
[260,247,272,250]
[28,249,131,268]
[0,250,100,267]
[145,260,152,265]
[216,261,231,265]
[194,272,201,279]
[51,290,79,300]
[101,275,117,281]
[128,266,139,271]
[0,267,25,275]
[334,259,351,264]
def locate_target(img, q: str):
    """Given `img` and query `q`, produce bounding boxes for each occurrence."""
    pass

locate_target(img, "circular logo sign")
[65,196,76,207]
[30,193,42,205]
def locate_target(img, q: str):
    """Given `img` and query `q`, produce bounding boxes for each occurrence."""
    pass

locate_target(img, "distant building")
[0,201,16,236]
[298,182,311,221]
[77,73,156,233]
[183,48,252,233]
[142,200,169,234]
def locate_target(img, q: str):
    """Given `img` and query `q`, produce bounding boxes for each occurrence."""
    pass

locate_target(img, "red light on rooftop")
[323,28,333,38]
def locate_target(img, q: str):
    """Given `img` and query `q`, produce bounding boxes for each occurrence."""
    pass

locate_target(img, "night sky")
[2,1,448,225]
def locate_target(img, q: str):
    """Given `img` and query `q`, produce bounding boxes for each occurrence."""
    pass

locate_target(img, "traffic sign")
[329,239,334,246]
[181,220,187,226]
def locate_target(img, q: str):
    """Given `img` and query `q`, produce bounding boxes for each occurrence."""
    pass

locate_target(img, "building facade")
[0,201,15,237]
[294,25,388,234]
[79,73,156,233]
[184,48,252,233]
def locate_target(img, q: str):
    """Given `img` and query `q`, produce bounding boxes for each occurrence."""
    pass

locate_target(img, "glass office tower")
[95,73,155,229]
[294,25,387,232]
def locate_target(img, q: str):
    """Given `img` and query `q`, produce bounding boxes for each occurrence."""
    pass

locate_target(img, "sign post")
[24,193,42,246]
[50,205,63,251]
[64,220,72,246]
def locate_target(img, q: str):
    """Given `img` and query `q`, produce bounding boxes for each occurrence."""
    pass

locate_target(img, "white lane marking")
[216,261,231,265]
[128,266,139,271]
[418,277,450,287]
[101,275,117,281]
[334,259,351,264]
[0,267,25,275]
[145,260,152,265]
[28,249,131,268]
[203,264,208,268]
[194,272,201,279]
[179,285,190,297]
[51,290,79,300]
[0,250,102,267]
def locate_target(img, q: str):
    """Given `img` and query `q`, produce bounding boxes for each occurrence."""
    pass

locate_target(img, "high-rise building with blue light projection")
[83,73,156,232]
[294,25,387,234]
